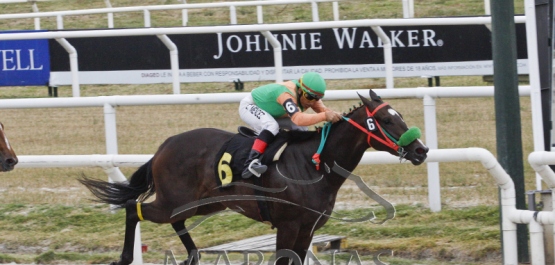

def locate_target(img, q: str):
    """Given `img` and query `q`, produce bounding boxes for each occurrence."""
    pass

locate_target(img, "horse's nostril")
[416,147,428,155]
[6,158,17,166]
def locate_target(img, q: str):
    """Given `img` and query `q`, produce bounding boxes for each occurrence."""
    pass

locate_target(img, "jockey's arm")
[310,98,342,123]
[276,93,326,126]
[310,100,332,113]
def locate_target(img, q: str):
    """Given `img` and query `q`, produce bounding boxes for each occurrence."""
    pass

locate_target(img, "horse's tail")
[79,159,155,208]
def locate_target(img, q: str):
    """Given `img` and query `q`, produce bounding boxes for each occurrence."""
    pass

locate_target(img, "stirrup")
[242,159,267,178]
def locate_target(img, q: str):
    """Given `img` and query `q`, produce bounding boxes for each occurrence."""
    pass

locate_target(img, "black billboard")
[48,24,528,85]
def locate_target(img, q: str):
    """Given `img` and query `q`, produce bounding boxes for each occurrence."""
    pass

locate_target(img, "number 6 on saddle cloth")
[215,126,308,187]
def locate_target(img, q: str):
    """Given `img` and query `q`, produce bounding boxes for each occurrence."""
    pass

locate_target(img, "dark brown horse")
[80,89,428,265]
[0,122,18,172]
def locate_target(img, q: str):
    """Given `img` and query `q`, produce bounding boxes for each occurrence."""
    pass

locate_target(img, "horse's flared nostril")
[416,147,429,155]
[6,158,17,166]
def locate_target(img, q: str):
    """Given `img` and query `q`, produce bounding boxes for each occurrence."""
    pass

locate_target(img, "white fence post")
[230,5,237,24]
[524,0,546,191]
[311,1,319,22]
[182,10,188,26]
[103,102,118,155]
[423,95,441,212]
[144,9,151,27]
[261,31,283,82]
[105,0,114,28]
[54,38,80,97]
[332,2,339,21]
[371,26,394,89]
[31,1,40,30]
[484,0,491,15]
[402,0,410,18]
[529,219,546,265]
[56,14,63,29]
[157,34,181,94]
[257,5,263,23]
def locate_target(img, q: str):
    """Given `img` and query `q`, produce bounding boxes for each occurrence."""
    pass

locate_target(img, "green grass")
[0,203,503,264]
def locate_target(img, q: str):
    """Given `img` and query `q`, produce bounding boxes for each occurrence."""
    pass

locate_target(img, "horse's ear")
[369,89,382,102]
[358,92,373,108]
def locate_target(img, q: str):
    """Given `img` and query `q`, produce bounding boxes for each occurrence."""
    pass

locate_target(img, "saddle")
[213,127,314,225]
[214,126,289,224]
[214,126,289,187]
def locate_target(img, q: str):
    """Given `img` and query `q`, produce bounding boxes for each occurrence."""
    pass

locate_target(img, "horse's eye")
[383,118,392,125]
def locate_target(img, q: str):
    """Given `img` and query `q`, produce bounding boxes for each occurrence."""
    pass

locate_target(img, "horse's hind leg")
[171,220,200,265]
[114,199,178,265]
[113,200,142,265]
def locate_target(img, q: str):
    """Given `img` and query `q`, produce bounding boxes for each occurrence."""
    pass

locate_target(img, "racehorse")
[80,89,429,265]
[0,122,17,172]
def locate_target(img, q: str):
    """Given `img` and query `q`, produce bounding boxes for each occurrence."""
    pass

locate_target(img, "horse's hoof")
[179,258,198,265]
[109,261,130,265]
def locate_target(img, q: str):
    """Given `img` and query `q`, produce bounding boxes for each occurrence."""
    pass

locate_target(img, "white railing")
[0,0,340,30]
[0,86,532,213]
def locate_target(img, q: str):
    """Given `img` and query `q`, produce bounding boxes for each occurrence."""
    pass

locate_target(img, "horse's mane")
[313,102,364,132]
[341,102,365,118]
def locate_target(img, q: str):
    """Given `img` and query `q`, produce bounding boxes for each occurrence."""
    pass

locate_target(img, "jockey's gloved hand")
[325,111,342,123]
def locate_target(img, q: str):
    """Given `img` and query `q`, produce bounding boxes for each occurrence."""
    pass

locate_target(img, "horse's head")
[0,123,17,171]
[349,90,428,165]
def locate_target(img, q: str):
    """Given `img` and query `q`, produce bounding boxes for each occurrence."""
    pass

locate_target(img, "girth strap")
[252,177,273,224]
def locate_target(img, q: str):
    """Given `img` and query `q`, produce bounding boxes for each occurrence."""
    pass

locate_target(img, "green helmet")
[299,72,326,99]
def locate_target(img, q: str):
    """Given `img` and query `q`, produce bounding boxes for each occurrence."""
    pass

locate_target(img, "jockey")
[238,72,343,179]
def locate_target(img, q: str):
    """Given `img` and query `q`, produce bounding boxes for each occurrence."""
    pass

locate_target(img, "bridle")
[312,102,419,170]
[343,102,422,162]
[343,102,402,152]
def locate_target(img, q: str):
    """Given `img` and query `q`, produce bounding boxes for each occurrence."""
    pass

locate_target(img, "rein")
[343,103,400,152]
[312,102,419,169]
[311,122,331,170]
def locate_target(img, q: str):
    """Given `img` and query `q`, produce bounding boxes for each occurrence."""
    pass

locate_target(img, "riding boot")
[241,150,268,179]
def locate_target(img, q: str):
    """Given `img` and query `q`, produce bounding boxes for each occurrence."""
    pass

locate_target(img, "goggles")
[303,90,322,101]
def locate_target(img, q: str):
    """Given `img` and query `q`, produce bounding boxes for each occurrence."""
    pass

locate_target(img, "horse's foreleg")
[291,228,316,264]
[111,200,142,265]
[171,220,201,265]
[275,224,301,265]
